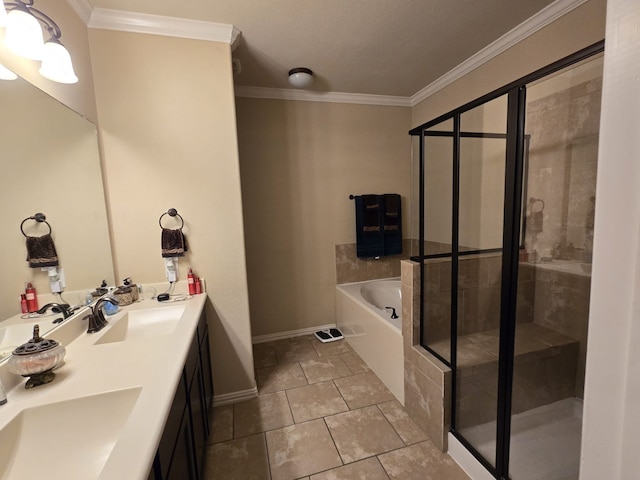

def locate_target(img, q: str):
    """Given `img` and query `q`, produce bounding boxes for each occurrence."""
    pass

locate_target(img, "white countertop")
[0,285,207,480]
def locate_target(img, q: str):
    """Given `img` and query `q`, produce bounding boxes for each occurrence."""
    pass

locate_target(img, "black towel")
[26,233,59,268]
[382,194,402,256]
[355,195,385,258]
[161,228,188,257]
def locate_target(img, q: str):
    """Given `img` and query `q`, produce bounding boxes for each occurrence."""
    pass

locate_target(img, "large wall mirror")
[0,75,114,329]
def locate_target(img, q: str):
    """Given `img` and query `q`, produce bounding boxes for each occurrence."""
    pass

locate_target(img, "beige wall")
[411,0,606,129]
[0,0,97,122]
[236,98,410,337]
[89,30,255,396]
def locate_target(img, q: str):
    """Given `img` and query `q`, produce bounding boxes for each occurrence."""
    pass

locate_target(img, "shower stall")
[409,43,603,480]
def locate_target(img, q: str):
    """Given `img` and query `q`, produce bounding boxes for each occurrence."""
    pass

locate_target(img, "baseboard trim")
[213,386,258,406]
[252,323,336,344]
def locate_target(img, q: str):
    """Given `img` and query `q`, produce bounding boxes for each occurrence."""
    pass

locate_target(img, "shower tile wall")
[524,77,602,261]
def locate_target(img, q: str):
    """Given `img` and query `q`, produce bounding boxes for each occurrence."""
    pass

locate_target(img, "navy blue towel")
[383,194,402,256]
[354,194,402,258]
[355,195,385,258]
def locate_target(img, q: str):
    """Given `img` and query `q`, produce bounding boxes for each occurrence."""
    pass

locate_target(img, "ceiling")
[85,0,558,98]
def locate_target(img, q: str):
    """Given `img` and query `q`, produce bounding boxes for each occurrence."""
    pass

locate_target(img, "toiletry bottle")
[25,283,38,313]
[188,268,196,295]
[20,294,28,314]
[0,378,6,405]
[195,276,202,294]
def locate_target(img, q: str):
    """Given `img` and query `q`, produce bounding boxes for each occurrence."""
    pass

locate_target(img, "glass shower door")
[453,93,508,471]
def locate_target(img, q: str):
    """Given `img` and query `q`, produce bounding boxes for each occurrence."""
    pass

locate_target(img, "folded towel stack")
[354,194,402,258]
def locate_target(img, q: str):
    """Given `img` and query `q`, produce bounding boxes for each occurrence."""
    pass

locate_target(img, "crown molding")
[409,0,589,106]
[234,86,411,107]
[66,0,93,25]
[88,8,241,47]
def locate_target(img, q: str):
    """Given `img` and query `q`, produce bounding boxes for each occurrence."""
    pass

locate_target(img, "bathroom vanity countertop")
[0,288,207,480]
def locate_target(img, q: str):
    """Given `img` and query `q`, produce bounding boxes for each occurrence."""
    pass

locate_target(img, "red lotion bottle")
[25,283,38,313]
[187,268,196,295]
[20,294,28,314]
[195,276,202,294]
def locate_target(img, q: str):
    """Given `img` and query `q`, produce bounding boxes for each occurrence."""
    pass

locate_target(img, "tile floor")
[205,335,470,480]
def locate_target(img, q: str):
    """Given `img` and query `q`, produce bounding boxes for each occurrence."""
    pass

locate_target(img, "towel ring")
[529,198,545,213]
[159,208,184,229]
[20,213,52,237]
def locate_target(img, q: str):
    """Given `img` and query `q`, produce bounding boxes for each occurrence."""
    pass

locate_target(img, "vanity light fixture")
[0,62,17,80]
[0,0,78,84]
[288,67,314,89]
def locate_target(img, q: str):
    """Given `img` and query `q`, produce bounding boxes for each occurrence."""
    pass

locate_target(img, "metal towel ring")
[158,208,184,229]
[20,213,52,237]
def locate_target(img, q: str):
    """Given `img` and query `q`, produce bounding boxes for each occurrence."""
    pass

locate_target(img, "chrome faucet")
[384,306,399,319]
[84,297,119,334]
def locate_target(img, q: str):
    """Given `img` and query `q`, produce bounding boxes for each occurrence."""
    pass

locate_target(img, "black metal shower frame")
[409,40,604,480]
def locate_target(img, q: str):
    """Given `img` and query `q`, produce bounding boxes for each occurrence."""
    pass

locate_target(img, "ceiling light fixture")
[0,0,78,84]
[288,67,314,89]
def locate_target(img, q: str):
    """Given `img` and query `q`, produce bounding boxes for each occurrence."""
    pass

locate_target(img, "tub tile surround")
[335,240,412,284]
[207,335,469,480]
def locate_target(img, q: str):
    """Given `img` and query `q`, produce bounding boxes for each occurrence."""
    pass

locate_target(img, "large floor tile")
[234,391,294,437]
[257,362,308,394]
[324,406,404,464]
[210,404,233,444]
[300,355,353,384]
[266,419,343,480]
[287,381,349,423]
[274,336,320,364]
[377,400,429,445]
[253,342,278,369]
[206,433,271,480]
[339,351,371,375]
[377,441,470,480]
[310,457,390,480]
[311,338,353,357]
[333,372,395,409]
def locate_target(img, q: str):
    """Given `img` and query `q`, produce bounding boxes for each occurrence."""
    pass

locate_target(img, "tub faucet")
[384,306,399,319]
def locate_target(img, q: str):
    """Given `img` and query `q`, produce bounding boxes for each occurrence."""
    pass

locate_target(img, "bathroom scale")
[314,328,344,343]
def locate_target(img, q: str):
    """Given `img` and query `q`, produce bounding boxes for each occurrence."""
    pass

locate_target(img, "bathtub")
[335,278,404,403]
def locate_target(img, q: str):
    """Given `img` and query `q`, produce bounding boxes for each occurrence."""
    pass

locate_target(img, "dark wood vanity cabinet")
[150,312,214,480]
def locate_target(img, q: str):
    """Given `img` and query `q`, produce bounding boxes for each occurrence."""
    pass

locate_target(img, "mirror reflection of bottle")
[25,283,38,313]
[20,294,28,314]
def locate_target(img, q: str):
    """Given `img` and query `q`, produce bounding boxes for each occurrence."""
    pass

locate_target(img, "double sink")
[0,295,203,480]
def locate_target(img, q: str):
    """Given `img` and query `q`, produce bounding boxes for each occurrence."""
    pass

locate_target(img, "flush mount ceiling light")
[0,0,78,84]
[288,67,314,89]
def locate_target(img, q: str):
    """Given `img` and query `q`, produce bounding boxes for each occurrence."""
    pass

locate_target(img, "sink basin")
[0,387,142,480]
[0,321,41,359]
[94,305,185,345]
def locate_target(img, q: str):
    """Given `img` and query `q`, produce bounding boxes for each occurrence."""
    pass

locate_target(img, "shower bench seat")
[429,323,579,429]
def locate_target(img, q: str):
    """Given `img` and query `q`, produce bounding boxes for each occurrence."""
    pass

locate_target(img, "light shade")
[0,63,18,80]
[4,8,45,60]
[39,38,78,84]
[288,67,314,89]
[0,3,8,27]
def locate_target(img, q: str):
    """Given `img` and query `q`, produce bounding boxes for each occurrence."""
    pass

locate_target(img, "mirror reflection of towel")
[26,233,59,268]
[161,228,188,257]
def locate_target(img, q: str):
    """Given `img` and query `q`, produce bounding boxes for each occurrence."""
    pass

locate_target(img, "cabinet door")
[201,328,214,415]
[166,408,198,480]
[190,353,208,476]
